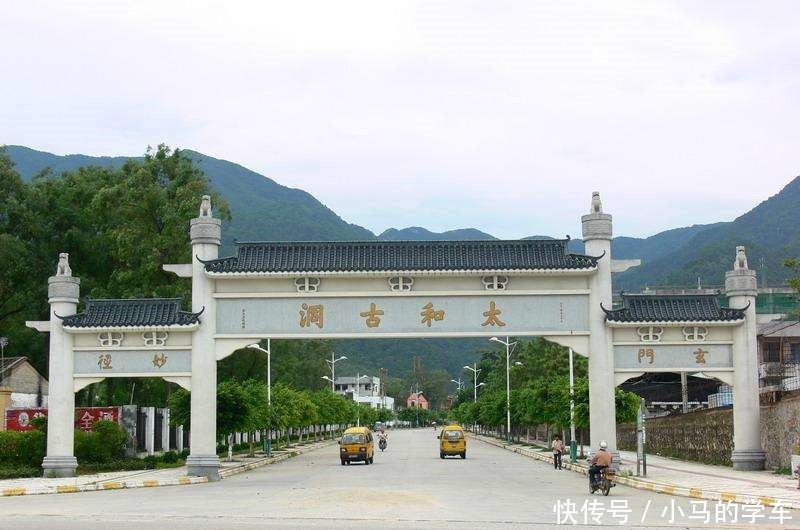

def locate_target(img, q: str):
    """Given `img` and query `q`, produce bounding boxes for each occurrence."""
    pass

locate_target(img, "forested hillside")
[5,144,799,380]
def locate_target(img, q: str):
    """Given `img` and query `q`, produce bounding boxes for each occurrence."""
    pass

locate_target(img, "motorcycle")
[589,467,614,496]
[378,437,387,452]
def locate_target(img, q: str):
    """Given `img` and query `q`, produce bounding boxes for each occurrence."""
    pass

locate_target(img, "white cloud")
[1,1,798,238]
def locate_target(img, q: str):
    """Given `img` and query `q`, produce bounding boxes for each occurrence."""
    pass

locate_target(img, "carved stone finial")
[734,245,748,271]
[56,253,72,277]
[591,191,602,214]
[199,195,212,217]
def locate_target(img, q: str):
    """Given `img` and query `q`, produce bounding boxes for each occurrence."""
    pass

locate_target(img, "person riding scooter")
[588,441,612,488]
[378,428,388,451]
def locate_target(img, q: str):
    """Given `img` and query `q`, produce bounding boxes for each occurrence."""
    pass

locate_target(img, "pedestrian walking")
[552,435,565,470]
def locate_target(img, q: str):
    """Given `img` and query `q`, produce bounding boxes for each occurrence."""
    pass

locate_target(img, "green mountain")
[378,226,496,240]
[615,176,800,290]
[7,145,799,376]
[5,145,374,251]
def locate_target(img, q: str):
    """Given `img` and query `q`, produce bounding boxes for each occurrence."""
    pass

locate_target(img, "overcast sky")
[2,2,798,239]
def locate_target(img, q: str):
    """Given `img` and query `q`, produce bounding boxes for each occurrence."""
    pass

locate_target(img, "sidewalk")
[472,434,800,510]
[0,438,334,497]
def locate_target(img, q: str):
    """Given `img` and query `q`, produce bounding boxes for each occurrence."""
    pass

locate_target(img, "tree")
[0,145,230,408]
[168,379,254,447]
[785,259,800,318]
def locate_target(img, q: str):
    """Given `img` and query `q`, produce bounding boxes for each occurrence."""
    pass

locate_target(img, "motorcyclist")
[378,428,388,446]
[588,441,612,488]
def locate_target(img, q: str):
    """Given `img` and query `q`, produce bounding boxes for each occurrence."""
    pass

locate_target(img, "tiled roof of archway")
[603,294,746,323]
[202,239,601,274]
[60,298,202,328]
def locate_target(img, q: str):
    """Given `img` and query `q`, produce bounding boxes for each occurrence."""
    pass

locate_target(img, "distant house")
[0,357,49,425]
[758,320,800,401]
[332,375,395,410]
[406,391,429,410]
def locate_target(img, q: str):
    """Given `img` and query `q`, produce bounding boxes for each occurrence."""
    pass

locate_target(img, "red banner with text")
[5,407,121,432]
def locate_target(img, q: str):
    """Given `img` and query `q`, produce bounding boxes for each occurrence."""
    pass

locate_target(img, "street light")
[247,340,272,455]
[246,341,271,406]
[354,374,369,426]
[463,363,482,402]
[490,336,518,444]
[450,378,464,391]
[568,347,577,462]
[325,353,347,392]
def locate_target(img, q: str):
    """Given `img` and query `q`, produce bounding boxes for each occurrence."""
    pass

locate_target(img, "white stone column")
[144,406,156,455]
[42,254,80,478]
[186,195,222,480]
[176,425,184,452]
[581,192,618,463]
[161,408,170,452]
[725,246,765,471]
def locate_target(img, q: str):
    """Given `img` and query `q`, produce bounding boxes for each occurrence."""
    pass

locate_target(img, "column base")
[731,450,765,471]
[42,456,78,478]
[186,454,220,481]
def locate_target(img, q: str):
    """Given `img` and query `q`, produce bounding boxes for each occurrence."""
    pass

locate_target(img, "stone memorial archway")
[27,193,765,478]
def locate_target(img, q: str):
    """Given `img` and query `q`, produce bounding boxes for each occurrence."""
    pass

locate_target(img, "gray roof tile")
[61,298,201,328]
[603,294,746,323]
[203,239,600,274]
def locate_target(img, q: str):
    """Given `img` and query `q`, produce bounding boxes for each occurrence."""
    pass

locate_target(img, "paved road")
[0,429,795,529]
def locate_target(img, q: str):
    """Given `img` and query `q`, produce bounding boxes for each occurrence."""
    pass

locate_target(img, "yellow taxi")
[438,424,467,459]
[339,426,374,465]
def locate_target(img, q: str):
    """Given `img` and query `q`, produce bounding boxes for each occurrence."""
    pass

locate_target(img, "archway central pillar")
[582,193,618,464]
[42,255,80,478]
[186,196,221,480]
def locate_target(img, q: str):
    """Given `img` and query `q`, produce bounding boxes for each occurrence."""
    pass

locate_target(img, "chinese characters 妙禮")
[299,303,324,328]
[97,353,113,370]
[152,353,168,368]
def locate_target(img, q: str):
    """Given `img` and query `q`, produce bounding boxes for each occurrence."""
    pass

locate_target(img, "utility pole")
[569,347,577,462]
[681,371,689,413]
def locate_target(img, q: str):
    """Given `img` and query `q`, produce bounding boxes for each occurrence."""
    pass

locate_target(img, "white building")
[333,376,395,410]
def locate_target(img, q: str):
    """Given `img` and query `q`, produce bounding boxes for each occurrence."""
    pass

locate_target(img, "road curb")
[1,439,334,497]
[219,439,335,479]
[471,434,800,510]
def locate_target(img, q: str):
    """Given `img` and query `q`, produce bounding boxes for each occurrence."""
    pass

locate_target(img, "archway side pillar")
[582,192,618,464]
[42,254,80,478]
[725,246,765,471]
[186,196,221,480]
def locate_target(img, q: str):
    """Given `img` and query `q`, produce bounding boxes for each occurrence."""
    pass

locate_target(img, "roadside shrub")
[160,451,179,464]
[74,420,128,464]
[0,429,46,468]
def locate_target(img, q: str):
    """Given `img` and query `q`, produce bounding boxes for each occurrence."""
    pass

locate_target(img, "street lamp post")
[325,353,348,392]
[354,374,369,426]
[490,336,518,444]
[568,347,577,462]
[246,340,272,455]
[450,378,464,392]
[463,363,481,402]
